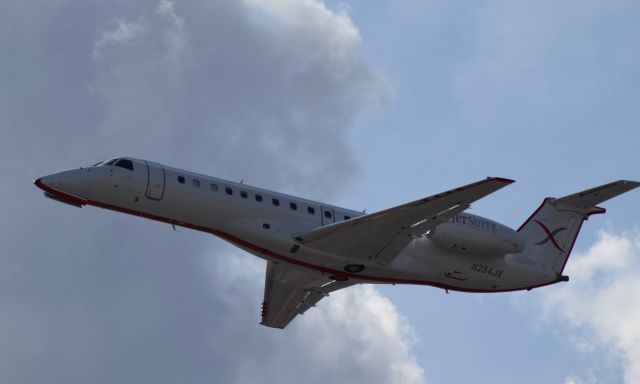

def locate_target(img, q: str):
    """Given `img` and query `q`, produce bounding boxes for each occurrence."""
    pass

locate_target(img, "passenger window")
[240,190,248,199]
[210,183,218,191]
[193,179,200,187]
[115,159,134,170]
[225,187,233,195]
[344,215,351,220]
[272,198,280,206]
[289,202,297,210]
[324,210,332,218]
[307,207,315,215]
[178,176,185,184]
[255,194,263,202]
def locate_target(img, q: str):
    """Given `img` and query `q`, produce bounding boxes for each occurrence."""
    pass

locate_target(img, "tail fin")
[517,180,640,274]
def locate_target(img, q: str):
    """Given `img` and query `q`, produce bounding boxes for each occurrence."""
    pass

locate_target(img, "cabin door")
[145,162,165,201]
[321,206,335,226]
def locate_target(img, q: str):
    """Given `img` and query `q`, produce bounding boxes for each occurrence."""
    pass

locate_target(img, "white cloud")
[564,374,593,384]
[245,0,361,60]
[92,18,146,59]
[538,229,640,383]
[299,285,426,384]
[156,0,183,28]
[199,247,427,384]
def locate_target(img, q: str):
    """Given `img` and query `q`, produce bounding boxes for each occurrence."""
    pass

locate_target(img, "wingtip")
[619,180,640,187]
[487,177,515,184]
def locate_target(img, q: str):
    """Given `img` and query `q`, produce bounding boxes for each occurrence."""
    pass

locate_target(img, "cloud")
[84,0,390,197]
[298,285,425,384]
[201,249,426,384]
[536,229,640,383]
[245,0,361,60]
[93,19,146,56]
[564,374,596,384]
[0,1,419,383]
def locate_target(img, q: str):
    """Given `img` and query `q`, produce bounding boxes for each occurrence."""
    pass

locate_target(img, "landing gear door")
[321,207,335,226]
[145,162,165,201]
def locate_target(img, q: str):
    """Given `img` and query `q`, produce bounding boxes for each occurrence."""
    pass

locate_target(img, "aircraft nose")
[34,170,89,207]
[34,176,52,191]
[34,171,73,190]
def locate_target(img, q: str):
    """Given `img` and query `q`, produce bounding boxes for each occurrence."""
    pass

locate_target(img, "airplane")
[34,157,639,329]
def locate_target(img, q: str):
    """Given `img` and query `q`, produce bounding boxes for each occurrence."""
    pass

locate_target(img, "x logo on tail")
[533,220,567,253]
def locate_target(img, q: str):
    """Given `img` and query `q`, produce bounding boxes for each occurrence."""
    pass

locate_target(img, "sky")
[1,0,639,383]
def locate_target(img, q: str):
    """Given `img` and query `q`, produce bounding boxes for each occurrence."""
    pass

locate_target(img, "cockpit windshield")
[92,158,134,170]
[92,158,117,166]
[114,159,134,170]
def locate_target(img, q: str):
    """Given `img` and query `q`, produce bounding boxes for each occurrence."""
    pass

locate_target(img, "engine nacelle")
[428,214,525,256]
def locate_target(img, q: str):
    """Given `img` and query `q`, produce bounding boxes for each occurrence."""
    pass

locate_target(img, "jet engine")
[428,215,525,256]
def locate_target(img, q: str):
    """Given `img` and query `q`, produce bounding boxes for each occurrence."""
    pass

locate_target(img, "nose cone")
[33,171,81,192]
[34,175,57,191]
[34,170,88,207]
[35,171,76,190]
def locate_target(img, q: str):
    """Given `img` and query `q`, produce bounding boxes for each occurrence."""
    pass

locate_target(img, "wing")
[295,177,514,265]
[261,261,355,329]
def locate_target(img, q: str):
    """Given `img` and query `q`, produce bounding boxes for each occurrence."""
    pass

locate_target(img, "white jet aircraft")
[35,158,639,328]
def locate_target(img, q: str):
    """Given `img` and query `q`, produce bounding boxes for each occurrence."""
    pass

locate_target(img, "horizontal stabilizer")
[554,180,640,212]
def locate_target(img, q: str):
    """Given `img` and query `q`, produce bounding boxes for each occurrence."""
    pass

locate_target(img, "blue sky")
[1,1,639,383]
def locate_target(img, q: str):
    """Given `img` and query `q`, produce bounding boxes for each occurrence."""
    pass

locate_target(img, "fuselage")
[35,157,558,293]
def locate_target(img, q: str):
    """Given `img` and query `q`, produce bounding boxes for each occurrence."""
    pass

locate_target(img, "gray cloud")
[0,0,424,383]
[84,0,389,196]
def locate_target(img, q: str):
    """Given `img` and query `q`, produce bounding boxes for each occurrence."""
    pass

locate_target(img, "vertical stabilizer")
[517,180,639,274]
